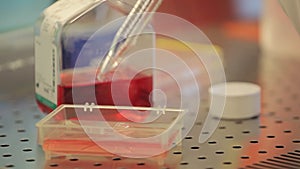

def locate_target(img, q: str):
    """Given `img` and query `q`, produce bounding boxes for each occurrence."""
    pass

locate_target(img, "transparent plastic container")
[35,0,155,113]
[36,104,183,158]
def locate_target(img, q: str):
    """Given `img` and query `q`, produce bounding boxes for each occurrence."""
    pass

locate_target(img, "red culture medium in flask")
[37,67,153,122]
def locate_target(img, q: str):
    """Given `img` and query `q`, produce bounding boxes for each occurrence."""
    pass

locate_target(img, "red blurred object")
[158,0,235,26]
[222,21,259,42]
[37,69,153,116]
[157,0,260,44]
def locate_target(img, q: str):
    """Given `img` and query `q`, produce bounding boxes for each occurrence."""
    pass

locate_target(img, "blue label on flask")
[61,29,118,69]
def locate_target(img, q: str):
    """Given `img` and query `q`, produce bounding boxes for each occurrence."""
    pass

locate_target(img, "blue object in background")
[0,0,55,32]
[61,19,123,70]
[61,30,117,69]
[233,0,262,20]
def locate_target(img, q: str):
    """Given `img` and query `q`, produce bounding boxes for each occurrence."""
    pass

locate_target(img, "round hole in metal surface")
[93,163,102,167]
[225,135,234,139]
[198,156,206,160]
[268,112,275,116]
[242,130,250,134]
[69,158,78,161]
[202,131,210,135]
[215,151,224,155]
[180,161,188,165]
[5,164,14,168]
[2,154,12,157]
[275,145,285,149]
[250,140,258,144]
[26,158,35,162]
[191,146,200,150]
[196,122,202,126]
[23,148,32,152]
[0,144,9,148]
[185,136,193,140]
[17,129,26,133]
[292,140,300,143]
[0,134,7,137]
[112,157,121,161]
[20,138,29,142]
[223,162,232,165]
[241,156,249,159]
[208,141,217,145]
[232,145,242,149]
[267,135,275,138]
[137,162,145,166]
[259,125,267,129]
[49,164,59,167]
[258,150,267,154]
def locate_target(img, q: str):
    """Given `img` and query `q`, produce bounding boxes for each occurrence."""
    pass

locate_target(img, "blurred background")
[0,0,55,33]
[2,0,296,82]
[0,0,260,33]
[0,0,265,105]
[2,0,298,102]
[1,1,300,169]
[159,0,262,82]
[1,0,300,100]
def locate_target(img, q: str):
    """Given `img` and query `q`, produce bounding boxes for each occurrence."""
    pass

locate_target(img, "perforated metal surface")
[1,33,300,169]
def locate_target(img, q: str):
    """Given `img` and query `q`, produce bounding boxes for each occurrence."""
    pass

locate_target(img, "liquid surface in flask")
[37,67,153,122]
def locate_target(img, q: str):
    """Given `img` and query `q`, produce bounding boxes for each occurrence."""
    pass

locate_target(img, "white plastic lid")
[209,82,261,119]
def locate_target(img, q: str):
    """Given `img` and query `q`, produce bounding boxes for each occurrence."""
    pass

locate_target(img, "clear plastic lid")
[36,104,184,158]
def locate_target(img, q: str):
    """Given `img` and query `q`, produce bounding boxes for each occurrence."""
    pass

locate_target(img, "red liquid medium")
[37,68,153,121]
